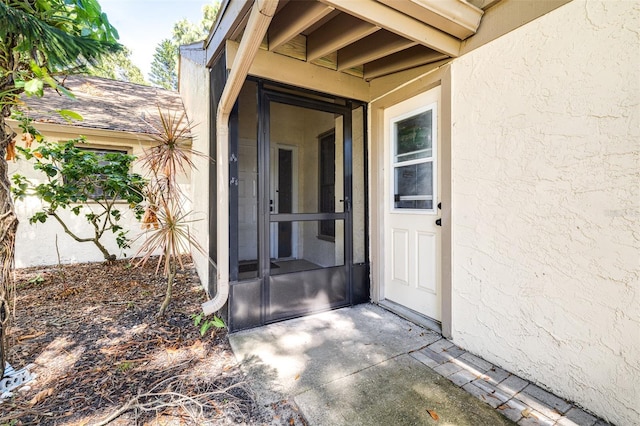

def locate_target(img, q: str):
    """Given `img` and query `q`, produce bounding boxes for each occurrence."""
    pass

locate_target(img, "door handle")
[339,198,351,212]
[435,218,442,226]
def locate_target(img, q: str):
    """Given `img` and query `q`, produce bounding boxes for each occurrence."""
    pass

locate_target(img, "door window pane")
[394,110,432,162]
[392,105,436,211]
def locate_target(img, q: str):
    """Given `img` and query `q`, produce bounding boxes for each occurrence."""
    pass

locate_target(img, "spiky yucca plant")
[135,108,208,317]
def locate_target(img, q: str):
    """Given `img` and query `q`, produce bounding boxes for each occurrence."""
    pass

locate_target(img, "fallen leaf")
[521,408,532,418]
[189,339,204,352]
[29,388,53,406]
[18,331,46,341]
[427,409,439,421]
[294,373,300,380]
[289,418,295,425]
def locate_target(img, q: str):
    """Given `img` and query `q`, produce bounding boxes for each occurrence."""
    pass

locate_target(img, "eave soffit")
[207,0,491,82]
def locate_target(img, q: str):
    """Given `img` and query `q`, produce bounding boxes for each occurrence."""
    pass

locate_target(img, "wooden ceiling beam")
[318,0,460,57]
[226,40,370,101]
[467,0,501,10]
[377,0,483,40]
[268,1,334,51]
[307,14,379,62]
[363,45,449,80]
[337,31,416,71]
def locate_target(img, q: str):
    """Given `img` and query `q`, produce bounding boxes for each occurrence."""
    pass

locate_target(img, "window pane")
[394,162,433,210]
[394,110,433,162]
[416,161,433,197]
[395,199,433,210]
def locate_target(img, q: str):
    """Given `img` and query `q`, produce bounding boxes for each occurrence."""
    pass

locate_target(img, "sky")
[99,0,213,80]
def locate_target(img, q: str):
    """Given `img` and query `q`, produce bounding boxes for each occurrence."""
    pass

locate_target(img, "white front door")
[383,87,442,321]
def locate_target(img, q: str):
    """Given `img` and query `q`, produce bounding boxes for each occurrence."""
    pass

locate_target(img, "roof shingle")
[19,75,188,136]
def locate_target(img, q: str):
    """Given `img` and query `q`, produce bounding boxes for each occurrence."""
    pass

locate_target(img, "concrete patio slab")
[229,304,514,425]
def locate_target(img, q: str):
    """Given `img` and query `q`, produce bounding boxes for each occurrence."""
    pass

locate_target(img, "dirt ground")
[0,258,307,426]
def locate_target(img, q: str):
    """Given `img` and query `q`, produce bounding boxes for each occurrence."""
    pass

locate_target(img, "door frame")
[259,86,355,323]
[226,78,369,331]
[369,65,453,338]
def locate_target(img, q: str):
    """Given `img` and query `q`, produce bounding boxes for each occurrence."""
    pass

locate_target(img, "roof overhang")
[204,0,489,82]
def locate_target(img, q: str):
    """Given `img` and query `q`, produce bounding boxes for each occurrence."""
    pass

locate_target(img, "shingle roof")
[20,75,188,136]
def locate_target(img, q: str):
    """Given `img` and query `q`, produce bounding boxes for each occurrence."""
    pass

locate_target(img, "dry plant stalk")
[135,107,210,317]
[91,375,252,425]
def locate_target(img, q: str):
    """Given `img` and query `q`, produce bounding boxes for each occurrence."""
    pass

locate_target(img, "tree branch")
[49,212,93,243]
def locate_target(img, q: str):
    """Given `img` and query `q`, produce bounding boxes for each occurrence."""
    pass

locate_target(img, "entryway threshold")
[229,303,607,425]
[378,298,442,334]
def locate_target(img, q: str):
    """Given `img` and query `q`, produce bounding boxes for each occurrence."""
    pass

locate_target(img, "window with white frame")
[391,104,437,211]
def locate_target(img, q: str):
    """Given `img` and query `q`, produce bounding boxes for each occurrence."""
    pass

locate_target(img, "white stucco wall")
[450,1,639,424]
[8,127,156,268]
[179,55,211,289]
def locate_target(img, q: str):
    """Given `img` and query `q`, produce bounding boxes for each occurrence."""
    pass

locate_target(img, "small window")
[318,130,335,240]
[391,105,437,211]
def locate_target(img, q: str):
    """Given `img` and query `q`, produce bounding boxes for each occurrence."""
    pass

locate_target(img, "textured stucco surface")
[179,55,211,287]
[450,1,639,424]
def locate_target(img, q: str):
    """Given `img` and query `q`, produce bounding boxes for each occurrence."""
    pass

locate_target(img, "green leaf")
[191,313,202,327]
[200,322,212,336]
[44,166,58,177]
[211,316,226,328]
[29,61,44,77]
[24,79,44,97]
[30,212,49,224]
[57,109,83,122]
[56,85,76,99]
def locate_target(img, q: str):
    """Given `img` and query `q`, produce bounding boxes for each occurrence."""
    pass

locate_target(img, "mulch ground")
[0,258,307,425]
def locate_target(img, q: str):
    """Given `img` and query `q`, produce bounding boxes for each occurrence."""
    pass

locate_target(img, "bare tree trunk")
[158,260,175,317]
[0,116,19,378]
